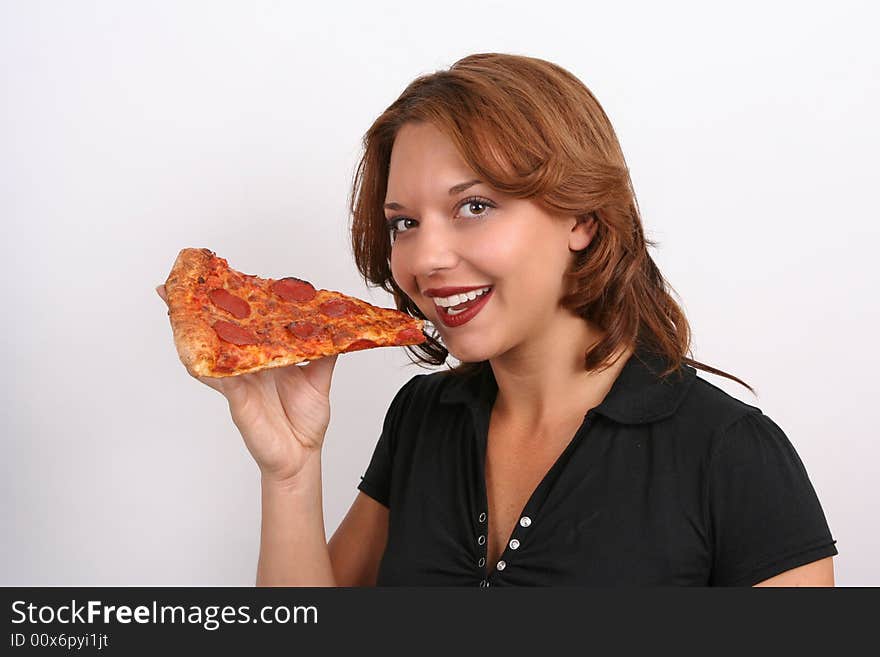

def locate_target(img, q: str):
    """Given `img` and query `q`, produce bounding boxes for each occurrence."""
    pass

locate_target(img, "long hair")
[348,52,753,393]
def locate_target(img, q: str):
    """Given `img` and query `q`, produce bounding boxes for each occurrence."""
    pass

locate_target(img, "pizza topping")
[330,328,355,346]
[319,298,357,317]
[209,288,251,319]
[287,321,318,339]
[272,277,317,302]
[213,320,259,345]
[227,272,246,290]
[197,276,205,284]
[395,327,424,343]
[344,339,377,352]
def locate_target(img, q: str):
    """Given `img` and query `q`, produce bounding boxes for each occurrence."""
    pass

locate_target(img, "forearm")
[255,452,336,587]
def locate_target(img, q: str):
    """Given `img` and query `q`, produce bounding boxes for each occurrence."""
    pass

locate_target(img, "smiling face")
[384,121,596,364]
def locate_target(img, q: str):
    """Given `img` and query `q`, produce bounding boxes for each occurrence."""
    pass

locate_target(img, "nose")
[404,214,461,279]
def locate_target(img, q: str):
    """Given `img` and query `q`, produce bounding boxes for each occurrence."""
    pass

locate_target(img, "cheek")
[475,229,541,281]
[390,248,419,301]
[490,236,569,304]
[389,249,405,286]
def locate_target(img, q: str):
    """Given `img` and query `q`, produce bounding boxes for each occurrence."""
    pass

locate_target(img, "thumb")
[301,353,338,397]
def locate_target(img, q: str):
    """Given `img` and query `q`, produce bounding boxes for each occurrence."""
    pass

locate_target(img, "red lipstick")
[423,285,492,298]
[433,287,494,328]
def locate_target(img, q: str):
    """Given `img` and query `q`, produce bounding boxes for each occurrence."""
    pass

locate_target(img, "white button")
[479,579,488,587]
[497,560,507,571]
[519,516,532,528]
[478,557,485,567]
[478,535,486,545]
[509,539,520,550]
[478,512,487,523]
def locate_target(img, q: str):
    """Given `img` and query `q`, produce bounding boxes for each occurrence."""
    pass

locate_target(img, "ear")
[569,213,598,251]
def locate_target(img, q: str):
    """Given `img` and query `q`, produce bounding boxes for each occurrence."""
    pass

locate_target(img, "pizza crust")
[165,248,222,377]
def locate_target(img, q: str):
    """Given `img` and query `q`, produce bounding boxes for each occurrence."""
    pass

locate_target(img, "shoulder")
[373,369,476,464]
[402,368,456,395]
[670,370,768,442]
[678,371,762,428]
[383,368,470,417]
[393,365,483,404]
[653,369,795,469]
[675,372,810,478]
[390,369,451,402]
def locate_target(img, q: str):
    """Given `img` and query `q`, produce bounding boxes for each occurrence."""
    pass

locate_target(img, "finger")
[300,354,338,397]
[197,375,226,393]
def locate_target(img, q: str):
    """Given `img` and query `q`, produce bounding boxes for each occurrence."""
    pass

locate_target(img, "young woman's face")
[385,121,592,363]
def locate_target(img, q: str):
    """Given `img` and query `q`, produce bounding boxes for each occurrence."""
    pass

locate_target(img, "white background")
[2,0,877,585]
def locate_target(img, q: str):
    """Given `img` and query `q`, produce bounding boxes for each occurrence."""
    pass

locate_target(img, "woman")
[157,53,837,586]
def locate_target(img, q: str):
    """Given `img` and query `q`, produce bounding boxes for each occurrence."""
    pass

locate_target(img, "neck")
[488,314,633,432]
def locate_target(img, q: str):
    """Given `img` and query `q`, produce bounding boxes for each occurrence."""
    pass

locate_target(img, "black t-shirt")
[357,347,838,586]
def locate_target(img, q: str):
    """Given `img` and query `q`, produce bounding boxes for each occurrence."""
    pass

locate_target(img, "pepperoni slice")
[319,298,357,317]
[212,320,258,345]
[344,339,377,352]
[394,327,424,343]
[208,288,251,319]
[287,321,318,339]
[272,277,317,302]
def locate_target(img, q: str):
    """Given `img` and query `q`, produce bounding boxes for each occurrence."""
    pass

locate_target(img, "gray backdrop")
[2,0,877,585]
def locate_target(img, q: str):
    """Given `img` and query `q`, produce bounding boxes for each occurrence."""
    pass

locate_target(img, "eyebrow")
[383,179,482,211]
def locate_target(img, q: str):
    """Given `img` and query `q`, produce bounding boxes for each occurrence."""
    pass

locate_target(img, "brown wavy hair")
[348,52,753,394]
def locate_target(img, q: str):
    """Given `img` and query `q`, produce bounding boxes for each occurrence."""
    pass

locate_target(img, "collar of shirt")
[438,345,698,425]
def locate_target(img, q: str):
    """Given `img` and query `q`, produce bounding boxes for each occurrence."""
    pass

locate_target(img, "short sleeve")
[356,375,422,509]
[706,411,838,586]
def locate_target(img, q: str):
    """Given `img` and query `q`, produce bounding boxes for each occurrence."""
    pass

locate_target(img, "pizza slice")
[163,248,426,377]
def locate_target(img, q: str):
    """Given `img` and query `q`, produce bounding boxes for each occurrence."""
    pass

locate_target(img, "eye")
[457,196,496,220]
[384,195,497,238]
[385,216,417,235]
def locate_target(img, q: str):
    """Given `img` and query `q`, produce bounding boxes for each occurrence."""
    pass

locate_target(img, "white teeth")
[433,286,491,308]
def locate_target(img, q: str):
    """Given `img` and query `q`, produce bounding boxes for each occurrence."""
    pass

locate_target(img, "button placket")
[491,515,532,577]
[476,510,488,579]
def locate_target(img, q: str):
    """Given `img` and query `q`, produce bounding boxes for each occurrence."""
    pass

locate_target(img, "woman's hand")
[157,284,338,486]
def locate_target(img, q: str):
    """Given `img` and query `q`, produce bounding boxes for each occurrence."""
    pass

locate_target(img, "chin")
[444,340,495,365]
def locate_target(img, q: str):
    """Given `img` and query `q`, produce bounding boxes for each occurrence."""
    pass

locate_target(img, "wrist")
[260,452,322,493]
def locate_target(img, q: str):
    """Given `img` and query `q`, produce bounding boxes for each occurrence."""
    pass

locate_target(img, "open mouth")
[433,286,494,327]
